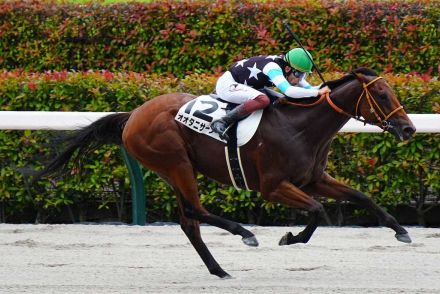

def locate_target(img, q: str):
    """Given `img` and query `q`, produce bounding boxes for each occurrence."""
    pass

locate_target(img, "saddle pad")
[175,95,263,146]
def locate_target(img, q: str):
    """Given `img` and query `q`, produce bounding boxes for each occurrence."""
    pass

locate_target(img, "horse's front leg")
[303,173,411,243]
[261,180,325,245]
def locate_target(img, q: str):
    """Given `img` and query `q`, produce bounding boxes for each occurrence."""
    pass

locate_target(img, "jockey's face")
[285,66,300,85]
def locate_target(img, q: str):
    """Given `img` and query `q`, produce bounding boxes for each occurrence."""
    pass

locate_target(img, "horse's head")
[351,69,416,141]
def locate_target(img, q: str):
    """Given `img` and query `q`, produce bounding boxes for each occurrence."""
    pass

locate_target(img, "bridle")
[327,76,404,130]
[279,76,404,131]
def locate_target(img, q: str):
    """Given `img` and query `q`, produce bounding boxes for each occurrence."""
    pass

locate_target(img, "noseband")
[325,76,403,130]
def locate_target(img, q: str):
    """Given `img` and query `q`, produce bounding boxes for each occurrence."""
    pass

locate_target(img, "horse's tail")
[34,112,131,181]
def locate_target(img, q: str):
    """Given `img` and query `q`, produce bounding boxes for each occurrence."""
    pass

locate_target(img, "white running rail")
[0,111,439,132]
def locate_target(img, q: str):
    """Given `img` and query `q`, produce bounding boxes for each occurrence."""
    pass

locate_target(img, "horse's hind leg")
[304,173,411,243]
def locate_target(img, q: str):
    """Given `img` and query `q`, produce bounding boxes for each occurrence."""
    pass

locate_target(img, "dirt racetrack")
[0,224,439,293]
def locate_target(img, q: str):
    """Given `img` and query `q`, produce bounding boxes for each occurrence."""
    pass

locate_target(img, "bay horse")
[37,68,416,278]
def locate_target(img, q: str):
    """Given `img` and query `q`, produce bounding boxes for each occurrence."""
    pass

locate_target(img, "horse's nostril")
[403,126,416,137]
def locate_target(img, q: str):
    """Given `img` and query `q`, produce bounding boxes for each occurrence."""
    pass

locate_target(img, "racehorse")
[37,68,416,278]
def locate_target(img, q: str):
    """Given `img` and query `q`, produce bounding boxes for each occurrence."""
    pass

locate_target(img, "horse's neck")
[329,79,364,117]
[277,79,363,146]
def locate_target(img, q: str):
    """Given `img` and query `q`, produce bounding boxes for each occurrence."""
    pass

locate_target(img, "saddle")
[175,87,286,145]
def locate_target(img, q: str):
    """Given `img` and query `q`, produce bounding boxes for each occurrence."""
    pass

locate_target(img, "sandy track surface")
[0,224,439,293]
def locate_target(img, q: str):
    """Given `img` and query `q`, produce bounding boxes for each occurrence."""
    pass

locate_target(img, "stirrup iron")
[221,124,234,139]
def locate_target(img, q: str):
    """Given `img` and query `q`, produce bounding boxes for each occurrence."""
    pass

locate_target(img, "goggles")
[292,70,306,79]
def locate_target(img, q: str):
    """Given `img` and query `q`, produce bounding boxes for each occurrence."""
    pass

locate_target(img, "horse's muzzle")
[388,120,416,141]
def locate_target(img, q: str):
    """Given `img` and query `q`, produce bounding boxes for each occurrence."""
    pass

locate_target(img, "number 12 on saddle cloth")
[175,95,263,146]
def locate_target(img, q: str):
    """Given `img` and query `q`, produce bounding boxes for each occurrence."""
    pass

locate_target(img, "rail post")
[121,147,146,225]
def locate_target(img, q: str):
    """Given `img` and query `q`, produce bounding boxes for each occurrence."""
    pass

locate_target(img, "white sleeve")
[298,75,321,89]
[263,63,319,98]
[298,77,312,88]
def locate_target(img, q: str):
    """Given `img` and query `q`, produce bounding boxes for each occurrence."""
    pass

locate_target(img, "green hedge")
[0,0,439,76]
[0,71,438,224]
[0,0,438,225]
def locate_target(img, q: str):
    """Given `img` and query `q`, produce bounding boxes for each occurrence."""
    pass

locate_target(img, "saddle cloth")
[175,95,263,146]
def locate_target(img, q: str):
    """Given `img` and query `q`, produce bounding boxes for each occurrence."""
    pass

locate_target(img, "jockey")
[211,48,331,141]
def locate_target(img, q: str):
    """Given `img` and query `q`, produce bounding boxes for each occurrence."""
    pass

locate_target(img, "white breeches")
[215,71,264,104]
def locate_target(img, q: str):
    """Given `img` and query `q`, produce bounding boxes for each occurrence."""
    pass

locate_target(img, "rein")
[279,76,404,130]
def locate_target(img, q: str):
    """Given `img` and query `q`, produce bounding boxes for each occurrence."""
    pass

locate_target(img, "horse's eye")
[378,93,387,100]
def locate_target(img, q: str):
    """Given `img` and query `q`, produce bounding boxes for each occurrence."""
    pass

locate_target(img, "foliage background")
[0,0,439,225]
[0,0,438,75]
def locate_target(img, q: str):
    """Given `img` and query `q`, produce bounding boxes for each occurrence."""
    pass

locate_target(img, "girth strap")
[224,124,250,190]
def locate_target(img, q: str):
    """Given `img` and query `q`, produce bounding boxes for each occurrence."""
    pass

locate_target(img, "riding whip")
[282,20,327,85]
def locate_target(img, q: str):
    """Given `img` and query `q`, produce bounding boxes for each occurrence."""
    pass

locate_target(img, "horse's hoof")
[221,273,234,280]
[213,269,232,279]
[279,232,294,246]
[242,236,259,247]
[395,233,412,243]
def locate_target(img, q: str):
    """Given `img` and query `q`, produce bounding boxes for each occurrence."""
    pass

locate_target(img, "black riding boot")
[210,104,248,141]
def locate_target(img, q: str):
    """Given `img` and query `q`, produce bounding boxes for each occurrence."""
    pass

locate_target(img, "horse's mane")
[324,67,378,90]
[273,67,379,105]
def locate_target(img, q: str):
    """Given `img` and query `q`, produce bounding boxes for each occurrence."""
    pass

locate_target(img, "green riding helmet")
[284,48,314,73]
